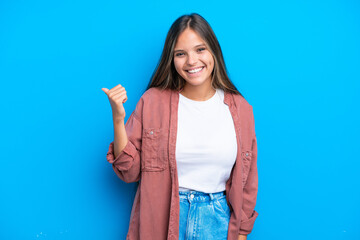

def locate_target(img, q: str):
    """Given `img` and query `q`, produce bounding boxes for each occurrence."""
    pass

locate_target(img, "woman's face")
[173,28,214,89]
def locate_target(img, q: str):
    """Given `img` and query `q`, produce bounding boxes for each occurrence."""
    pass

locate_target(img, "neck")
[180,83,216,101]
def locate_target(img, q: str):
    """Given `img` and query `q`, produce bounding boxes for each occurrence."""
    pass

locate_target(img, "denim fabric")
[179,190,230,240]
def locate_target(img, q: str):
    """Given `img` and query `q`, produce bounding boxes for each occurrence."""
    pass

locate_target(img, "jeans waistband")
[179,190,226,202]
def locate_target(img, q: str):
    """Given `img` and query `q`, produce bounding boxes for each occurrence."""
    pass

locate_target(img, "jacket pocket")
[241,150,253,186]
[141,127,165,171]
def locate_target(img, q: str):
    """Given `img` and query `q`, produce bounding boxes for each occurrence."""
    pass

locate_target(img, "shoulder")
[230,92,253,114]
[135,87,173,115]
[229,92,256,137]
[132,87,172,120]
[141,87,172,102]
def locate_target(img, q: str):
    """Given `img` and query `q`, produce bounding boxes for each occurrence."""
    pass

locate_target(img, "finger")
[101,88,110,95]
[109,87,126,99]
[109,84,124,93]
[114,92,128,103]
[113,91,127,100]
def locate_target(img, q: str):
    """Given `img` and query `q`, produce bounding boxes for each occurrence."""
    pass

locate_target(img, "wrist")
[238,234,247,240]
[112,115,125,124]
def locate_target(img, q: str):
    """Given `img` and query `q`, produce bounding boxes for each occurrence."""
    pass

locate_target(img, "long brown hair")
[146,13,243,97]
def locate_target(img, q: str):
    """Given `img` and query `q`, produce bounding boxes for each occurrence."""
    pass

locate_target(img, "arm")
[106,105,143,183]
[113,116,129,159]
[239,108,259,235]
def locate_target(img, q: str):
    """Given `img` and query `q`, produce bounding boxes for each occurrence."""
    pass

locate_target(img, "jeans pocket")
[214,197,231,218]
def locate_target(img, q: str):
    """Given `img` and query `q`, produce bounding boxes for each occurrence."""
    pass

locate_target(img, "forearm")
[238,234,247,240]
[113,116,129,158]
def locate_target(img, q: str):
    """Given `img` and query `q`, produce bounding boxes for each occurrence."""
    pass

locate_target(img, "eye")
[175,52,184,57]
[198,47,206,52]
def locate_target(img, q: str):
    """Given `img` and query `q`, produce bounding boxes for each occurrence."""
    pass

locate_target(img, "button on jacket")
[106,87,259,240]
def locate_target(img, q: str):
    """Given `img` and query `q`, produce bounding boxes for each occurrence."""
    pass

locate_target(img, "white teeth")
[187,67,203,73]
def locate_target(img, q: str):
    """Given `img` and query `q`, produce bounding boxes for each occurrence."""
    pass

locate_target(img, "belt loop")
[209,193,214,201]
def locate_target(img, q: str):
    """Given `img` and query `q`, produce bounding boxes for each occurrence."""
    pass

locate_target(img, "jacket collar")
[223,90,233,107]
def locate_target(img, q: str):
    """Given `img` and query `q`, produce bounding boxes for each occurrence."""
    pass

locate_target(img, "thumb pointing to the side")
[101,88,109,95]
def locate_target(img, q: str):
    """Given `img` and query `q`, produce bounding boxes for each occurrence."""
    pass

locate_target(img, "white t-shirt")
[176,88,238,193]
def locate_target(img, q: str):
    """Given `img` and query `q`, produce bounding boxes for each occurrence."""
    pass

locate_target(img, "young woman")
[102,13,259,240]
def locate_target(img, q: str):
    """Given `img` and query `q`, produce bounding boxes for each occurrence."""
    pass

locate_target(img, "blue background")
[1,0,359,239]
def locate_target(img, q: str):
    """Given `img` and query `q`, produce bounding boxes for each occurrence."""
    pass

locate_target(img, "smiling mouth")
[185,66,204,74]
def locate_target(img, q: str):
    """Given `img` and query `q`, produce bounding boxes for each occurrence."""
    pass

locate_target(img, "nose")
[186,52,198,65]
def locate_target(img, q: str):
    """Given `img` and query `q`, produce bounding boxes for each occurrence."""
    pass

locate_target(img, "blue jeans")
[179,190,231,240]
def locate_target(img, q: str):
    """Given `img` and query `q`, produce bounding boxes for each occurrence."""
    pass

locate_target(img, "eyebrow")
[174,44,206,53]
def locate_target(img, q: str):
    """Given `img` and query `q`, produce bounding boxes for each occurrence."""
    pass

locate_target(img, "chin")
[184,79,206,86]
[185,76,211,86]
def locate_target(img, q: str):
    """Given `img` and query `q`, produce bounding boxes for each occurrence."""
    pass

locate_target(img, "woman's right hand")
[101,84,128,120]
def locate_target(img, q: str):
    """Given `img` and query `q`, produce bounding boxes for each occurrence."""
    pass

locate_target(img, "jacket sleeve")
[106,101,143,183]
[239,107,259,235]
